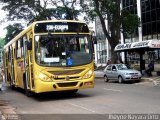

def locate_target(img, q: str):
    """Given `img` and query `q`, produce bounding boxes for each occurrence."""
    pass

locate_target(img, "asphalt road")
[1,79,160,120]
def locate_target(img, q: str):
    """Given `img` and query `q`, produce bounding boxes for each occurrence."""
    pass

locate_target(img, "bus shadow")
[32,91,91,102]
[6,86,93,101]
[108,80,142,84]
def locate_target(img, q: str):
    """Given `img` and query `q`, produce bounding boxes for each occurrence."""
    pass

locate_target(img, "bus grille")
[57,82,78,87]
[54,76,80,80]
[49,69,84,75]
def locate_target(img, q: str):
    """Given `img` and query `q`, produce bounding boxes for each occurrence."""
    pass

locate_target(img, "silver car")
[103,64,142,83]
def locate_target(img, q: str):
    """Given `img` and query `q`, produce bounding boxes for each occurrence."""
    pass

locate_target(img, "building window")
[145,0,151,11]
[156,0,160,8]
[157,21,160,33]
[146,23,152,35]
[151,10,156,21]
[151,0,156,9]
[142,24,147,36]
[152,22,157,34]
[157,9,160,20]
[146,11,151,22]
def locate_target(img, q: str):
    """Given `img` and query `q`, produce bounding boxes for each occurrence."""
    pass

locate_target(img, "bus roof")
[3,24,32,49]
[32,20,86,24]
[4,20,87,49]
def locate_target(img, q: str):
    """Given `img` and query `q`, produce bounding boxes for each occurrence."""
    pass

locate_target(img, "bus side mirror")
[27,41,32,50]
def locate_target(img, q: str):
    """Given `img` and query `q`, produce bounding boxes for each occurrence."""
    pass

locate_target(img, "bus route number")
[46,25,68,31]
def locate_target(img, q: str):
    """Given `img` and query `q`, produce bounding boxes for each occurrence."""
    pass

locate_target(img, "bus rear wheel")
[8,75,15,90]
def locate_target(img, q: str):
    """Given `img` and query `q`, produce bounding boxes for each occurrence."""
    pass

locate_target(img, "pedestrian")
[0,68,6,91]
[145,61,154,76]
[106,59,112,66]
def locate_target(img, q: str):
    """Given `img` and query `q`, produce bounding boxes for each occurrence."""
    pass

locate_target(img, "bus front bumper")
[34,77,94,93]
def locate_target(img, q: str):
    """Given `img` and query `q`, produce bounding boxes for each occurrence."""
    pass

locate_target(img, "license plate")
[132,75,138,78]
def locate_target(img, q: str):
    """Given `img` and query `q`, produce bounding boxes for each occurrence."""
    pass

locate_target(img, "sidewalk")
[94,70,160,85]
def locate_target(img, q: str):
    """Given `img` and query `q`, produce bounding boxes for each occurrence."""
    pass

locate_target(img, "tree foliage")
[122,10,140,35]
[4,23,23,44]
[0,0,81,23]
[0,0,82,44]
[0,38,5,48]
[80,0,121,63]
[50,0,81,20]
[80,0,139,63]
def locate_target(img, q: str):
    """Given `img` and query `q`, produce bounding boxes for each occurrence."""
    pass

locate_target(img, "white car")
[103,64,142,83]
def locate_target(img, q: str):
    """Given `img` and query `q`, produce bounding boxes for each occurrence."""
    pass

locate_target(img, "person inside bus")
[40,44,49,62]
[66,38,76,56]
[69,39,77,53]
[45,39,58,57]
[145,61,154,76]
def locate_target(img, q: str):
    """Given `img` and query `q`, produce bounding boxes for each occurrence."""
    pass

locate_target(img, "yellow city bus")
[3,20,94,96]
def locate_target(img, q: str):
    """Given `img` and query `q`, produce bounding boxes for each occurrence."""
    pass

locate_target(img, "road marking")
[68,103,95,113]
[103,88,122,92]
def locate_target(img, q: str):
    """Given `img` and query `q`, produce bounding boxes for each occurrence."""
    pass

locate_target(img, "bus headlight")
[39,73,52,82]
[83,70,93,79]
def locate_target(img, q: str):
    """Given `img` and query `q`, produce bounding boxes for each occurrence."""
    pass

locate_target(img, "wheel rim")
[104,76,108,82]
[118,76,122,83]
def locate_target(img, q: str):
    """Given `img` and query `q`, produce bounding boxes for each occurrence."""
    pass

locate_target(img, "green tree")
[4,23,23,44]
[50,0,81,20]
[0,0,50,22]
[0,0,82,43]
[0,0,81,22]
[81,0,139,63]
[0,38,5,48]
[122,10,139,38]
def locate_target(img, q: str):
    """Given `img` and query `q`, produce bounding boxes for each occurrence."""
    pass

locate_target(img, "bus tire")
[23,75,33,97]
[9,74,15,90]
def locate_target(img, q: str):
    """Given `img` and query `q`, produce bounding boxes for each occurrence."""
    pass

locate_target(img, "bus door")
[10,46,15,86]
[23,36,33,93]
[4,52,9,82]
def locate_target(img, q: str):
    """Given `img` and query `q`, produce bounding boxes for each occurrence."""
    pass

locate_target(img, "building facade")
[94,18,110,65]
[122,0,160,64]
[95,0,160,65]
[122,0,160,41]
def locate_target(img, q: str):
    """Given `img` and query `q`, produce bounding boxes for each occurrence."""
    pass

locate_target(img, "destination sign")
[46,25,68,31]
[34,22,89,33]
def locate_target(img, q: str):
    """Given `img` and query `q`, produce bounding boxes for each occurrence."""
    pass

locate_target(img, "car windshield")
[34,34,92,67]
[116,64,130,70]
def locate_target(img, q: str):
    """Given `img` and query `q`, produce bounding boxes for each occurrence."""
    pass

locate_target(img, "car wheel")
[104,75,109,82]
[118,76,123,83]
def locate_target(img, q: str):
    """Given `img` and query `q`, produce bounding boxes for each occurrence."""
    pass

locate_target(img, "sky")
[0,6,7,38]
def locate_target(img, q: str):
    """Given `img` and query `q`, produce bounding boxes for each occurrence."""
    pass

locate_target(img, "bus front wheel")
[23,75,33,97]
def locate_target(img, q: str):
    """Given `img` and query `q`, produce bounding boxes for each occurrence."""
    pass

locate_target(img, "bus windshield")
[35,34,92,67]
